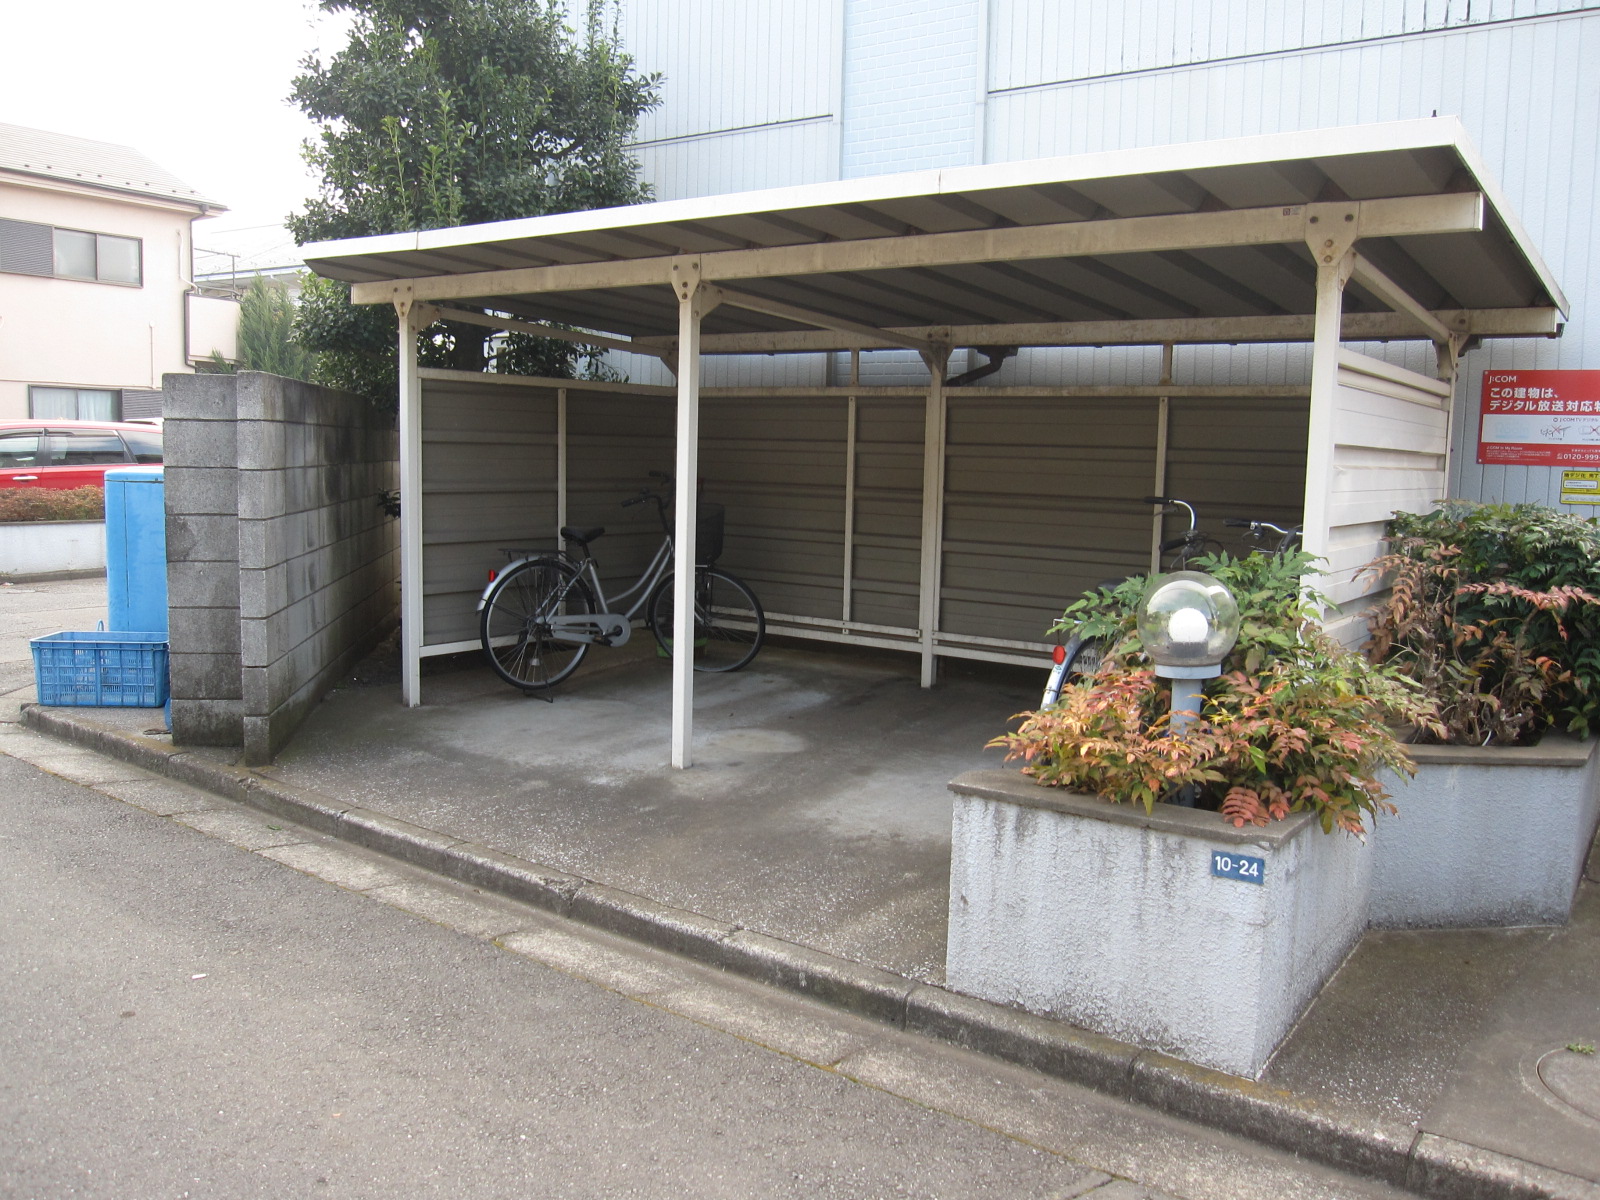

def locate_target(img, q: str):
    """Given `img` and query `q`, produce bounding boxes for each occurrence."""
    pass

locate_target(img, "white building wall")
[616,0,1600,508]
[0,178,210,419]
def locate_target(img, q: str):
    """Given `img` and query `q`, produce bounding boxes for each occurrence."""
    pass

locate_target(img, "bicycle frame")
[475,532,677,648]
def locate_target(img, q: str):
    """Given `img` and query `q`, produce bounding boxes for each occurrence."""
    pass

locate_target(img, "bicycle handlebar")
[1226,516,1299,535]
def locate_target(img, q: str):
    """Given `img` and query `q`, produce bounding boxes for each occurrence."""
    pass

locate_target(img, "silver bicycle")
[477,475,765,693]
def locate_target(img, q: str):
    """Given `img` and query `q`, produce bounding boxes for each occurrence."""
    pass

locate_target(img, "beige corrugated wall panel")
[1320,351,1450,644]
[940,393,1309,645]
[698,395,851,622]
[852,397,926,631]
[940,395,1159,644]
[419,377,677,650]
[420,376,561,649]
[563,393,676,602]
[1163,396,1309,549]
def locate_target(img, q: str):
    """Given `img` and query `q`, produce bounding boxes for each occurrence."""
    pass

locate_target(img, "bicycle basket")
[696,503,725,565]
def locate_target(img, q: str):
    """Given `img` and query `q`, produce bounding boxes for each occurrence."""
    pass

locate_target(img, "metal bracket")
[1304,204,1360,278]
[918,343,953,377]
[1436,331,1473,381]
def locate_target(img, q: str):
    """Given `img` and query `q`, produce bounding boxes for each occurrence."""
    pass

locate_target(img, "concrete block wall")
[165,374,244,745]
[165,372,399,762]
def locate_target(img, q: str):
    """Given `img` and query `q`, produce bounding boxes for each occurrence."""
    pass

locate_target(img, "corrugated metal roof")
[302,118,1563,345]
[0,123,223,210]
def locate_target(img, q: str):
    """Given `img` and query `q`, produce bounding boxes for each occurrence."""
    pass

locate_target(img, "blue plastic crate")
[31,631,170,708]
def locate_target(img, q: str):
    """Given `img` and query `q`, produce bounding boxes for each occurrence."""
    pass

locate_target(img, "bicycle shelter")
[302,118,1565,768]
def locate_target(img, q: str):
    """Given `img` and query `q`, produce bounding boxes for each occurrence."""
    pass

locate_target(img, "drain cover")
[1538,1048,1600,1122]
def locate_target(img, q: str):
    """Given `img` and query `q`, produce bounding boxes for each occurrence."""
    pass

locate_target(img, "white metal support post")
[556,387,568,537]
[1435,331,1471,489]
[669,261,719,768]
[917,345,952,689]
[396,298,424,707]
[1301,212,1358,572]
[842,349,859,632]
[1150,342,1174,573]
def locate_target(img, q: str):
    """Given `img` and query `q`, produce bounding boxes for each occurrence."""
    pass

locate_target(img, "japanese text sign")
[1479,371,1600,466]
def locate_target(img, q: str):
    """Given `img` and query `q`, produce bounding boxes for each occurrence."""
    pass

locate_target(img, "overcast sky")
[3,1,353,237]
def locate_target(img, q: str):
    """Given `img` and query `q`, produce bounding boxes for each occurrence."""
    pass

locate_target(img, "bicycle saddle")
[561,526,605,546]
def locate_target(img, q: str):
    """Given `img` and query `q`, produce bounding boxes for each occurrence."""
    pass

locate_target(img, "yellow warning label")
[1560,469,1600,504]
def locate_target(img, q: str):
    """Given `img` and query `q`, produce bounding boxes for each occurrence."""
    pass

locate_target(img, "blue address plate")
[1211,851,1265,884]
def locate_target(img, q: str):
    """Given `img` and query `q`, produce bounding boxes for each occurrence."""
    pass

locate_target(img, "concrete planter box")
[946,769,1372,1080]
[0,520,106,576]
[1372,736,1600,928]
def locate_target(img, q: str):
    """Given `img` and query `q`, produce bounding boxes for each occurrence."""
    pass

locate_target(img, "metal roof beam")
[348,193,1485,307]
[628,307,1562,355]
[418,303,674,360]
[1347,252,1453,344]
[706,284,938,354]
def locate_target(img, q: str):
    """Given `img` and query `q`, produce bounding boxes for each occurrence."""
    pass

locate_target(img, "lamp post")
[1136,571,1241,807]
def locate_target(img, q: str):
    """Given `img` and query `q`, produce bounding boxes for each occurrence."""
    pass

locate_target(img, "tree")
[287,0,660,400]
[235,276,317,380]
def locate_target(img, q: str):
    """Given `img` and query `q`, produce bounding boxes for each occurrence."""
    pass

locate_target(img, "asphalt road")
[0,713,1412,1199]
[0,575,106,695]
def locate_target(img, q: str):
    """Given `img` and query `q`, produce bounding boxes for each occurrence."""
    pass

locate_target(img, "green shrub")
[992,551,1434,836]
[1364,501,1600,743]
[0,486,105,523]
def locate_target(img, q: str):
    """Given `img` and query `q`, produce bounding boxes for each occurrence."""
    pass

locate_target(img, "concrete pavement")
[1,715,1422,1198]
[6,577,1599,1197]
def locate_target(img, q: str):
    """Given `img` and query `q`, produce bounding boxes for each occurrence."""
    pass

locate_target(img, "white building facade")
[0,124,238,422]
[616,0,1600,508]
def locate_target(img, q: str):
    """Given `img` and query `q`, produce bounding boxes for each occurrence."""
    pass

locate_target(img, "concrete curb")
[18,703,1598,1200]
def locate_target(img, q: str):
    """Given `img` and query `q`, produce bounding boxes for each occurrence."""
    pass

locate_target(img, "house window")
[0,218,142,286]
[29,387,121,421]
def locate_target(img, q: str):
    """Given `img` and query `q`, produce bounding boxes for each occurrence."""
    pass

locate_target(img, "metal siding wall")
[989,0,1594,91]
[1321,352,1451,642]
[625,0,837,144]
[940,392,1306,646]
[940,395,1160,643]
[982,10,1600,509]
[614,2,1599,536]
[632,120,838,202]
[851,396,925,629]
[418,377,677,649]
[699,395,850,620]
[417,373,1315,667]
[1163,394,1310,550]
[420,377,560,648]
[564,393,677,601]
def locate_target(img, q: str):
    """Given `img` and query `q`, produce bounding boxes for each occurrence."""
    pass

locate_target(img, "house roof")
[0,123,224,211]
[301,118,1565,351]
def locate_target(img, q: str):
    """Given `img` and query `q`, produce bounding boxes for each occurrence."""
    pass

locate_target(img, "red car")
[0,420,163,490]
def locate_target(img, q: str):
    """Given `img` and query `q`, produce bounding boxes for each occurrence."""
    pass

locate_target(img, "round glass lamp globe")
[1136,571,1241,673]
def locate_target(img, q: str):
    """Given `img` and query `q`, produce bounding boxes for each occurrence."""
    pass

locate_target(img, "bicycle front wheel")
[1041,635,1104,707]
[479,557,595,692]
[649,568,765,672]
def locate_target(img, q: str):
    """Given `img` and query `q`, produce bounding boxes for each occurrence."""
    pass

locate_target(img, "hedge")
[0,486,106,523]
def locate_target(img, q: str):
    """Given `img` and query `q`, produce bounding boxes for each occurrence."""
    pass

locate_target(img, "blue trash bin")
[104,465,167,634]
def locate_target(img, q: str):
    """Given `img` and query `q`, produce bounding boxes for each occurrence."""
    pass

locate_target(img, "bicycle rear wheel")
[479,558,595,692]
[649,567,765,672]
